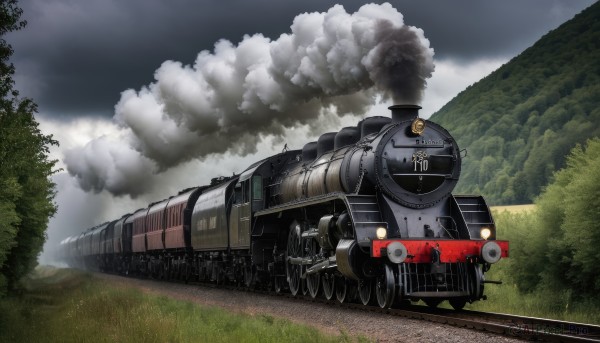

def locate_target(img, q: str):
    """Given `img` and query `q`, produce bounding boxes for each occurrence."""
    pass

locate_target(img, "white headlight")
[387,242,407,264]
[481,241,502,264]
[480,227,491,240]
[376,227,387,240]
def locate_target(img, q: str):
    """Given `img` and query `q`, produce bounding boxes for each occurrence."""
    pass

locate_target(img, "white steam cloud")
[65,3,435,197]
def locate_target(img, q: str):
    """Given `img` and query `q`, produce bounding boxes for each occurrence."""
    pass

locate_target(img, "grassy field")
[490,204,536,213]
[0,267,367,343]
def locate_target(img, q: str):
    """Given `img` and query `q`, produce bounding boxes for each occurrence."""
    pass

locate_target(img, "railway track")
[291,294,600,342]
[374,306,599,342]
[233,282,600,342]
[100,272,600,342]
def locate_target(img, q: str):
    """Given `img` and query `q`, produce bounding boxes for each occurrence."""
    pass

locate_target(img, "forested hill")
[430,2,600,205]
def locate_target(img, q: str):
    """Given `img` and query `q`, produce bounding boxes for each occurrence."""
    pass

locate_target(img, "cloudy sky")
[6,0,594,262]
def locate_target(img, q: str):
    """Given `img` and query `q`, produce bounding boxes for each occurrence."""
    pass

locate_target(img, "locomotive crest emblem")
[411,118,426,135]
[412,151,429,172]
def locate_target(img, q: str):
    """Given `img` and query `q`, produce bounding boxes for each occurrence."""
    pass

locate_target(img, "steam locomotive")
[59,105,508,310]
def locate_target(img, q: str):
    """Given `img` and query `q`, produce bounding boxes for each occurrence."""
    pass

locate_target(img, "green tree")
[538,138,600,294]
[509,138,600,296]
[0,0,58,296]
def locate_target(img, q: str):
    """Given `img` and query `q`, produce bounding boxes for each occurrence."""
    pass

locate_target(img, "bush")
[536,138,600,294]
[505,138,600,296]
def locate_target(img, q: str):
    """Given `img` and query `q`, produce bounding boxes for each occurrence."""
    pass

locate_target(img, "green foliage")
[535,138,600,295]
[0,178,21,284]
[0,267,365,342]
[0,0,25,102]
[494,210,545,293]
[459,139,600,319]
[480,138,600,314]
[0,0,58,296]
[431,2,600,204]
[461,208,600,324]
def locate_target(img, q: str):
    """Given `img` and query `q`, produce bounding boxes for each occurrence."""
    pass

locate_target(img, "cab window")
[252,176,262,200]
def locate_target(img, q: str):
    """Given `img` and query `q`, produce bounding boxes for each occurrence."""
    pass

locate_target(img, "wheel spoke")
[335,275,348,303]
[358,278,372,305]
[322,273,335,300]
[286,223,302,296]
[274,275,282,293]
[307,273,320,298]
[301,277,308,296]
[376,264,396,308]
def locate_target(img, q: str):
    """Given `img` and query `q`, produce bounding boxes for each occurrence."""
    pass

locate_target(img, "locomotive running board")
[254,192,349,217]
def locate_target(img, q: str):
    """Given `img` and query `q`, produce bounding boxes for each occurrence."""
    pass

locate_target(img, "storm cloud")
[9,0,594,119]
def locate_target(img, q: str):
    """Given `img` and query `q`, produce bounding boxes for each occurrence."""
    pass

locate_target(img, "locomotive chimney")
[389,105,421,123]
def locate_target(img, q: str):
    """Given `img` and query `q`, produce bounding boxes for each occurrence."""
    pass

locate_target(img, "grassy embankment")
[457,205,600,324]
[0,267,367,343]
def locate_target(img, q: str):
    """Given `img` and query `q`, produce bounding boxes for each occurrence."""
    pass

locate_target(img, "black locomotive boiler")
[59,105,508,310]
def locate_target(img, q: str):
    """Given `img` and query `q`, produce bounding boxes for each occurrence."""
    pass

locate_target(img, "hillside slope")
[430,2,600,204]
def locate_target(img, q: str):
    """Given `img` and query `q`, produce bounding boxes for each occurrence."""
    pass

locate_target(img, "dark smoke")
[368,20,434,103]
[65,3,435,197]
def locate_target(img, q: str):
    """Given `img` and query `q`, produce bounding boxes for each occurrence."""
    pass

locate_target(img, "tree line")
[0,0,58,296]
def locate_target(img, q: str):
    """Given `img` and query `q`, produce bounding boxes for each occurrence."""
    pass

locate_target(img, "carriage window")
[243,180,250,203]
[252,176,262,200]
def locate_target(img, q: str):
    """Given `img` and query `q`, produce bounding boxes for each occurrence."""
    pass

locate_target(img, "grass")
[462,271,600,324]
[490,204,536,213]
[0,267,368,343]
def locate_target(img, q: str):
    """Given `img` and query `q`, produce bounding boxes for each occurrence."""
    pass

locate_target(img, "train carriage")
[162,187,203,279]
[111,214,132,273]
[145,200,169,251]
[100,220,117,271]
[131,208,148,254]
[164,188,202,251]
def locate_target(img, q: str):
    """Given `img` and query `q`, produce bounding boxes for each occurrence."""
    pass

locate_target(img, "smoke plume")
[65,3,435,197]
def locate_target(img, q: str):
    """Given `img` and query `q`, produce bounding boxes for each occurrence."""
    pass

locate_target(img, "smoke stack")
[389,105,421,123]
